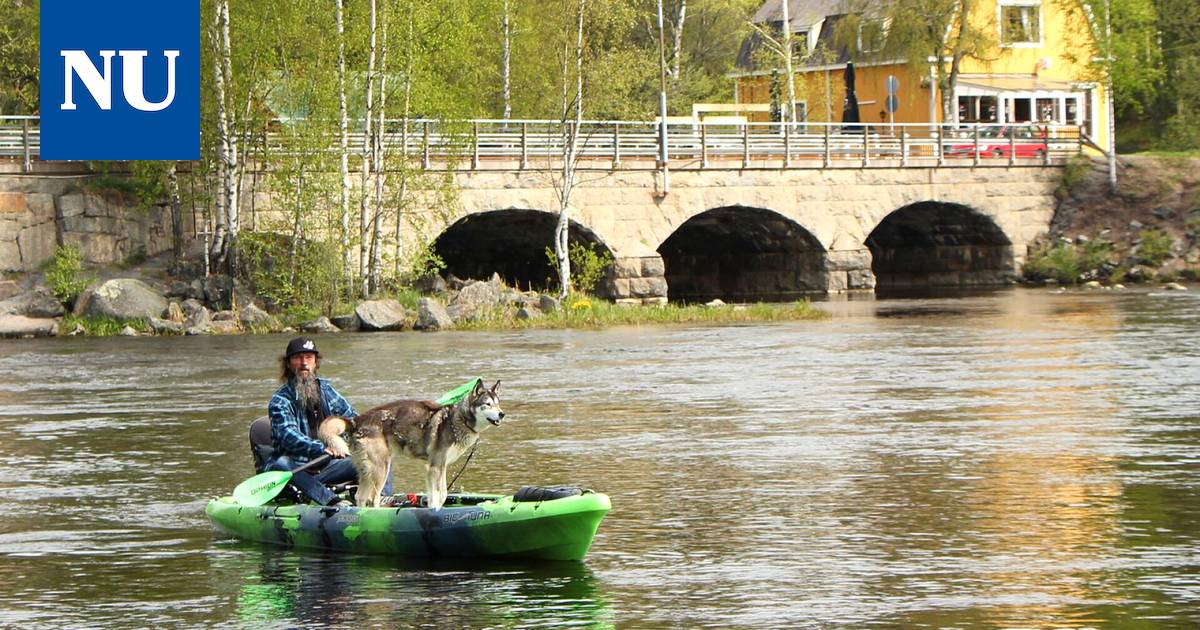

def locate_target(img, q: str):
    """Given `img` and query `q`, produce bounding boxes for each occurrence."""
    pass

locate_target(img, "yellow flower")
[570,299,592,310]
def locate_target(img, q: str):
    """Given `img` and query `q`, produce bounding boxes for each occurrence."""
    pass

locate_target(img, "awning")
[956,76,1082,93]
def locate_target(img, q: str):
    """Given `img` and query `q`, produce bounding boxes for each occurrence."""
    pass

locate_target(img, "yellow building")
[732,0,1112,152]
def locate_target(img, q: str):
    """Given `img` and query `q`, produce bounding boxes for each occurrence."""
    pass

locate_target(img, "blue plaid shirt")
[268,378,357,463]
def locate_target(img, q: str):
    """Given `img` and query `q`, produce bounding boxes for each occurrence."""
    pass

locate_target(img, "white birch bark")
[780,0,796,124]
[394,5,414,277]
[359,0,378,298]
[670,0,687,82]
[219,0,239,269]
[555,0,585,300]
[336,0,352,295]
[502,0,512,119]
[370,10,390,293]
[209,2,229,263]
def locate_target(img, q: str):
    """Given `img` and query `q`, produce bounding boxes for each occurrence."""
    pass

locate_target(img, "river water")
[1,288,1198,628]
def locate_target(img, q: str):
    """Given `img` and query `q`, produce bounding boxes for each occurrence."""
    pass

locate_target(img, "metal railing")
[0,115,1080,172]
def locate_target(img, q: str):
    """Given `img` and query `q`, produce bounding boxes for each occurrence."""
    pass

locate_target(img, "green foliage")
[0,0,39,114]
[42,244,93,305]
[406,242,447,282]
[238,231,343,315]
[1022,239,1114,284]
[455,296,828,330]
[60,314,148,337]
[1057,154,1092,197]
[1137,229,1172,266]
[544,242,615,295]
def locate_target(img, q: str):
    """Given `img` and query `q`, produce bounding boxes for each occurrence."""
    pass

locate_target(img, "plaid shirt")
[267,378,357,463]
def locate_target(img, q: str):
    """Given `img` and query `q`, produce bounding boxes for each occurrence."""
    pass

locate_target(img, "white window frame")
[997,0,1043,48]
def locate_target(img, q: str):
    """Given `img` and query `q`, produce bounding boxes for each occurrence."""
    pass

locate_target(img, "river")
[1,288,1198,628]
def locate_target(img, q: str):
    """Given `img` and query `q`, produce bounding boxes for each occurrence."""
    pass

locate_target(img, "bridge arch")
[866,201,1014,291]
[656,205,827,303]
[432,208,612,292]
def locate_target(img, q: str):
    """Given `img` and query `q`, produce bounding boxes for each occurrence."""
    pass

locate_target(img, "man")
[264,336,390,506]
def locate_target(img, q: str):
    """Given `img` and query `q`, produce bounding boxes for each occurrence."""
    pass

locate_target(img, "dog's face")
[469,380,504,431]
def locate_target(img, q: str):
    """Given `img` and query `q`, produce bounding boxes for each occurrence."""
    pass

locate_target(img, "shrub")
[543,242,615,295]
[1023,241,1080,284]
[238,231,342,314]
[1056,154,1092,198]
[405,242,447,283]
[1137,229,1172,267]
[42,244,93,305]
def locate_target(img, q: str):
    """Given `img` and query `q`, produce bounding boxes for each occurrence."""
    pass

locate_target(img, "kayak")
[205,488,611,562]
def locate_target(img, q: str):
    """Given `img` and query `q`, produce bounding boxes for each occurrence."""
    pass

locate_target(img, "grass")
[453,297,829,331]
[60,314,148,336]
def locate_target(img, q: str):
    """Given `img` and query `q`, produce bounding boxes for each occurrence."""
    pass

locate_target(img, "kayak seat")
[249,415,275,473]
[513,485,585,502]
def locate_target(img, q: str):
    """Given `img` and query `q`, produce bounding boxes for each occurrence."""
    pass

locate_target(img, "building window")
[1000,2,1040,45]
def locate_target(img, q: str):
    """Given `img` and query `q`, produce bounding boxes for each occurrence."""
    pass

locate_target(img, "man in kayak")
[263,336,390,506]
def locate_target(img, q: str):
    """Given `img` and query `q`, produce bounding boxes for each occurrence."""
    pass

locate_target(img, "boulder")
[1162,282,1188,291]
[0,288,65,318]
[80,279,168,321]
[301,317,340,333]
[0,280,19,301]
[355,299,410,331]
[415,297,454,331]
[238,303,275,330]
[203,274,235,310]
[182,299,211,334]
[165,281,191,298]
[209,319,241,334]
[447,281,501,322]
[212,310,237,322]
[330,314,360,332]
[414,274,447,294]
[148,317,183,335]
[119,325,139,337]
[166,301,185,323]
[538,295,560,314]
[706,298,727,306]
[516,306,542,320]
[0,315,59,338]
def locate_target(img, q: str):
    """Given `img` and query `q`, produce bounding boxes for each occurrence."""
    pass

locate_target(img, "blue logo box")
[40,1,199,160]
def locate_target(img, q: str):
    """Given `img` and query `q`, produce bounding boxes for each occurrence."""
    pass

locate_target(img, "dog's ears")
[490,380,501,393]
[472,378,486,397]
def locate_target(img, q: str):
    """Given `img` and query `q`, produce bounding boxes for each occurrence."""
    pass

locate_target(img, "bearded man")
[264,337,389,506]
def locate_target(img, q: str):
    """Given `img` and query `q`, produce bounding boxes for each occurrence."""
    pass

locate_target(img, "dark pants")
[266,455,392,505]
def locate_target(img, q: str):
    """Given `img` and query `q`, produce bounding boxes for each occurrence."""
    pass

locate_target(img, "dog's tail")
[317,416,353,454]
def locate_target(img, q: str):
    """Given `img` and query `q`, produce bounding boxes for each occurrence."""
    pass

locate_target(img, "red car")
[946,125,1048,159]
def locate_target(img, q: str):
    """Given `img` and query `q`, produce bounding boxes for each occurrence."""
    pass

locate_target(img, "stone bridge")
[424,165,1059,303]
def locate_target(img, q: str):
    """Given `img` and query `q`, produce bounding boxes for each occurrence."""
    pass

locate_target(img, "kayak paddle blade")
[435,377,482,406]
[232,470,293,506]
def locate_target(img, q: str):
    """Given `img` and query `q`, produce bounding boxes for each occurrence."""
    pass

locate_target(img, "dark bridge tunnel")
[657,206,827,303]
[867,202,1014,292]
[433,209,610,292]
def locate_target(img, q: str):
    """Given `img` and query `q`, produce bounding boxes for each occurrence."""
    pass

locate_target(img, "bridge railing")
[1,115,1081,171]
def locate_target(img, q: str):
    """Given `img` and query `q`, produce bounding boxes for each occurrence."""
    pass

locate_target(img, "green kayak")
[205,489,611,562]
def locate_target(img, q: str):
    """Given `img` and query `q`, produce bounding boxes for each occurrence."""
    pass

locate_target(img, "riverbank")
[1023,155,1200,286]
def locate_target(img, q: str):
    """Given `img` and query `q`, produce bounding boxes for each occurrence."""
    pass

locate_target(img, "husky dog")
[318,380,504,509]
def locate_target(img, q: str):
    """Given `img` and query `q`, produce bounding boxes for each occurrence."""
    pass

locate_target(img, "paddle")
[232,454,331,506]
[435,377,482,406]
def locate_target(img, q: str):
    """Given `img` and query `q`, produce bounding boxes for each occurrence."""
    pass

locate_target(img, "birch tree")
[209,0,240,272]
[336,0,353,295]
[553,0,586,299]
[748,0,798,122]
[359,0,379,298]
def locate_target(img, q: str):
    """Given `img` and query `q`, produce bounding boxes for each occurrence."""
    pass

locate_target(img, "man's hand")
[324,444,349,459]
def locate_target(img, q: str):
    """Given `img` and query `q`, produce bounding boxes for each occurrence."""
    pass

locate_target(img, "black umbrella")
[841,62,862,130]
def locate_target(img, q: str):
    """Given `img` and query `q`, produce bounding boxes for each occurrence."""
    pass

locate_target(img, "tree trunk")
[780,0,796,123]
[359,0,378,298]
[167,162,183,262]
[370,9,390,294]
[555,0,585,300]
[336,0,353,297]
[502,0,512,120]
[394,4,415,278]
[209,2,229,265]
[670,0,687,83]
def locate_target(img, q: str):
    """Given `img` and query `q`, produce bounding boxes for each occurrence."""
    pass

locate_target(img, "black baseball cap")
[285,337,320,358]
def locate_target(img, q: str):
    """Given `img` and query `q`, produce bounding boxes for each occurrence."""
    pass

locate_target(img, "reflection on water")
[0,288,1198,627]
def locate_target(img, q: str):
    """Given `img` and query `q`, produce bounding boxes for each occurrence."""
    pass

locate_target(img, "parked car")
[946,125,1047,159]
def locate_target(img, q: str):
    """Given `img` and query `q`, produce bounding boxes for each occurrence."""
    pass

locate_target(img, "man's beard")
[294,373,323,434]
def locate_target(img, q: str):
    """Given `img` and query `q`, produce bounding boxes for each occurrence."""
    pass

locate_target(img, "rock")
[415,297,454,331]
[0,315,59,338]
[538,295,560,313]
[1162,282,1188,291]
[148,317,183,335]
[67,322,85,336]
[0,280,19,301]
[1129,220,1144,230]
[166,301,185,323]
[706,298,727,306]
[119,325,139,336]
[80,279,168,321]
[1082,280,1102,289]
[1126,266,1154,283]
[187,279,205,300]
[211,310,237,322]
[516,306,542,320]
[1152,206,1175,220]
[447,281,501,322]
[203,274,235,310]
[330,314,360,332]
[1113,284,1126,290]
[0,288,65,318]
[414,274,447,294]
[182,299,211,334]
[165,281,190,298]
[300,317,340,333]
[355,299,410,331]
[446,274,468,290]
[238,303,275,330]
[209,319,241,334]
[1074,234,1090,245]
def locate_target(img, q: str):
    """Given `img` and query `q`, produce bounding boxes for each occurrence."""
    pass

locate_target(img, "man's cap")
[285,337,320,358]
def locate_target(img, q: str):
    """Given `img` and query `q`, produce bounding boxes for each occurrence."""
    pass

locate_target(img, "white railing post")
[742,123,750,168]
[862,126,870,167]
[783,122,792,168]
[612,122,620,168]
[22,118,31,172]
[901,130,908,167]
[935,124,944,166]
[973,124,981,167]
[422,121,431,169]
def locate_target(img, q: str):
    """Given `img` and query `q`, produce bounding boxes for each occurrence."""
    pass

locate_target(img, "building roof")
[753,0,852,30]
